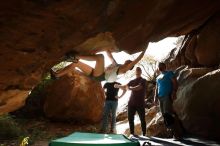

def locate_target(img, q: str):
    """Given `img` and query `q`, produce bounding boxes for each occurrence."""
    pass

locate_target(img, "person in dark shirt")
[100,81,126,133]
[116,67,147,136]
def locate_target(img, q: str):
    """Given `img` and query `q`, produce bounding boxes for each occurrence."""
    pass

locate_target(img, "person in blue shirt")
[154,62,182,140]
[154,62,178,114]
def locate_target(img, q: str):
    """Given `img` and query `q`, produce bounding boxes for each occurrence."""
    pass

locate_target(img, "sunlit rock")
[145,106,167,137]
[0,90,29,115]
[44,71,105,123]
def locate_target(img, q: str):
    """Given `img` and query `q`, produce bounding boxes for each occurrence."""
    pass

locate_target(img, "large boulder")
[174,68,220,140]
[43,71,105,123]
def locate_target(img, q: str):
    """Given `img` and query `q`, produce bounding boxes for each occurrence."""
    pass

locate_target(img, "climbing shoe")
[50,69,58,80]
[64,50,78,63]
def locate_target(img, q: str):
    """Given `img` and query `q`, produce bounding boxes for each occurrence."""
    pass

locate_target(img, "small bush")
[0,115,22,140]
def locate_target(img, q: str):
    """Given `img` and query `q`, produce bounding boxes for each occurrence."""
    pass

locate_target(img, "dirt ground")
[0,118,100,146]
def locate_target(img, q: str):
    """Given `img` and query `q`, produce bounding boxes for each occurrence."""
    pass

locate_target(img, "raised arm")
[130,49,146,67]
[118,49,146,74]
[106,50,117,65]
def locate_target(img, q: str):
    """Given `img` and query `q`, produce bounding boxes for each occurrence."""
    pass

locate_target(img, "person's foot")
[128,133,138,139]
[173,135,183,141]
[110,128,117,134]
[50,69,58,80]
[128,134,134,139]
[99,129,107,134]
[64,51,79,63]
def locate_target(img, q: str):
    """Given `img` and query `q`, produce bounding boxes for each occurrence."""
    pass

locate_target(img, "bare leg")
[76,54,105,77]
[55,54,105,77]
[55,62,93,77]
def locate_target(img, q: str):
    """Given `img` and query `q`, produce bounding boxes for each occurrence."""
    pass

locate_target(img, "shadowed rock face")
[174,67,220,140]
[0,1,220,116]
[165,12,220,69]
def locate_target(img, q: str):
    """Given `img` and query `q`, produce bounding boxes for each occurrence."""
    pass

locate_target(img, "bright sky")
[146,37,178,61]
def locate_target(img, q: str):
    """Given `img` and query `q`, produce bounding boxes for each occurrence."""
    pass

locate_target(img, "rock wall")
[162,12,220,139]
[1,1,220,114]
[0,90,29,115]
[174,67,220,140]
[165,12,220,69]
[0,1,220,136]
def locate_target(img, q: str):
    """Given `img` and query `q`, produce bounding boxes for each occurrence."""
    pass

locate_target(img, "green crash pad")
[49,132,140,146]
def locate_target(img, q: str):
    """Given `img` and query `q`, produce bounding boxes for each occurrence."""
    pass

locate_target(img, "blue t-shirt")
[156,71,174,98]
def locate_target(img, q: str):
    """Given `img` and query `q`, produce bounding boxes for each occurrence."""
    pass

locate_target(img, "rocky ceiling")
[0,0,220,114]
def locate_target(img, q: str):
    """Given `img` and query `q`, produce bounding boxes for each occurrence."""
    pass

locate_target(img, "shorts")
[89,69,105,82]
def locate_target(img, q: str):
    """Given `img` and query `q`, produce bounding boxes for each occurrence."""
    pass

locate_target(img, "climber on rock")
[50,46,147,82]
